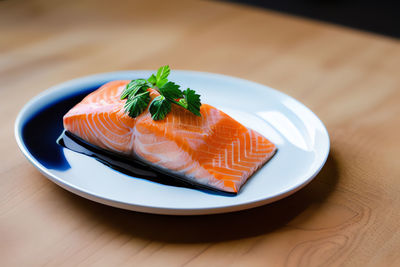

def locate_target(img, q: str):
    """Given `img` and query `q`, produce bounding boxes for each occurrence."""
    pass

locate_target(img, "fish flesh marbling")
[63,80,277,193]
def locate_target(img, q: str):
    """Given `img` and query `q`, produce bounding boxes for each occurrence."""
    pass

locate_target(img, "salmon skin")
[62,80,277,193]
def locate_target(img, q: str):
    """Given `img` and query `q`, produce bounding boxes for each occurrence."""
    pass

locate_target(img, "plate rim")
[15,70,330,215]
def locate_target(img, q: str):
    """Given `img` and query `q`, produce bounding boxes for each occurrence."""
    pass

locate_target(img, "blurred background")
[226,0,400,38]
[2,0,399,116]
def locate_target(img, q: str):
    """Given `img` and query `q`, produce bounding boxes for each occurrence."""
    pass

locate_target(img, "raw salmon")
[63,81,276,193]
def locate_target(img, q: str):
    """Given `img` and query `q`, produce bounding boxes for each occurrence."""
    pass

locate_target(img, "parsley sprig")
[120,65,201,120]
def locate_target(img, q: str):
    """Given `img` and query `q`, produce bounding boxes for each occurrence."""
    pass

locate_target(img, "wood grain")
[1,0,400,266]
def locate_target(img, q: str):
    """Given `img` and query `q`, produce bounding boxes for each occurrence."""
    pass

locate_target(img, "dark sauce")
[57,130,234,195]
[22,83,234,196]
[22,87,98,170]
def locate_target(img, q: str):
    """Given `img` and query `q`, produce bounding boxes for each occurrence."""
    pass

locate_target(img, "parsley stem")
[172,100,187,109]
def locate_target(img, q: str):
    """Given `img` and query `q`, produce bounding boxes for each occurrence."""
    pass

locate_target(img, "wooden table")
[1,0,399,266]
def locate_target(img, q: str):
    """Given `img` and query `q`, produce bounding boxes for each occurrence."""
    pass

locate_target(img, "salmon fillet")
[63,80,277,193]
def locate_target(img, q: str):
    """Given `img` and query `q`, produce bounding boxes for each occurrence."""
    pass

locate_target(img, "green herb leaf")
[121,65,202,120]
[183,88,201,116]
[120,79,150,100]
[156,65,170,83]
[155,65,170,88]
[149,95,171,120]
[148,74,156,86]
[123,91,150,118]
[159,82,183,100]
[157,78,168,88]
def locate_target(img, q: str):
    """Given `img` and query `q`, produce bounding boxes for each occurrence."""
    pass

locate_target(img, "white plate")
[15,70,329,215]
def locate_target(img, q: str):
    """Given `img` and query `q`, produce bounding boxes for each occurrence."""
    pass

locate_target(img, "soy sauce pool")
[22,87,97,170]
[22,85,233,195]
